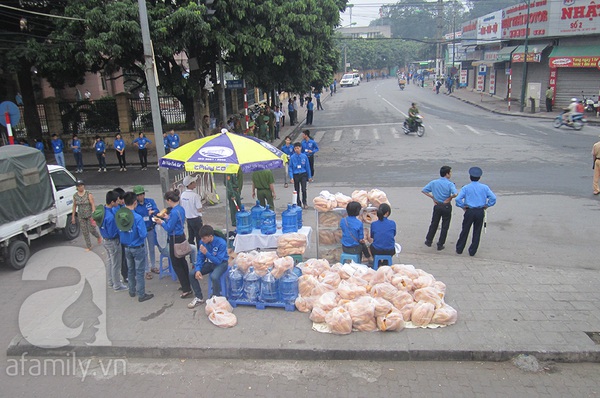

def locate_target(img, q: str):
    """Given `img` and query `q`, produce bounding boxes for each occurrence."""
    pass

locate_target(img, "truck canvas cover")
[0,145,53,224]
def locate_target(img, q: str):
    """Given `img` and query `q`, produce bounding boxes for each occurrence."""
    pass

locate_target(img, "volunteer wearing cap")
[133,185,160,279]
[72,180,102,251]
[93,190,127,291]
[116,192,153,302]
[455,167,496,256]
[181,175,203,245]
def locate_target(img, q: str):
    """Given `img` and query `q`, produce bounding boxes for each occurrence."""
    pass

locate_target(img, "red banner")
[549,56,600,68]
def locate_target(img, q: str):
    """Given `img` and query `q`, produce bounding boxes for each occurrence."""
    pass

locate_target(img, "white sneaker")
[98,168,102,172]
[114,284,128,292]
[187,297,204,309]
[103,168,107,172]
[123,167,127,172]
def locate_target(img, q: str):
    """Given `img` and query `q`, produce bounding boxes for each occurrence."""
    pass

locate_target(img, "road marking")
[465,125,482,135]
[533,129,548,136]
[333,129,343,142]
[447,125,458,134]
[391,127,400,138]
[314,131,325,143]
[380,96,408,117]
[354,128,360,139]
[373,128,380,140]
[491,130,507,136]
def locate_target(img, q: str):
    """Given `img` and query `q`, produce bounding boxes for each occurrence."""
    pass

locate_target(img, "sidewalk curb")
[7,338,600,362]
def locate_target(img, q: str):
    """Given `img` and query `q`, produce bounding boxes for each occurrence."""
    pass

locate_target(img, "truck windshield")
[50,170,76,191]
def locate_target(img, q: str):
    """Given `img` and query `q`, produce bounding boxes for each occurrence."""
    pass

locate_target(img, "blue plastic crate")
[228,298,295,312]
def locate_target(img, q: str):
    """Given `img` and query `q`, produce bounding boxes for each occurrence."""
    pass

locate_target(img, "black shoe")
[469,251,476,257]
[424,240,432,247]
[129,291,135,297]
[138,293,154,302]
[437,244,445,251]
[456,249,463,254]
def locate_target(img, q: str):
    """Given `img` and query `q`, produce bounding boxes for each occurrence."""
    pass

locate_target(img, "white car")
[340,73,360,87]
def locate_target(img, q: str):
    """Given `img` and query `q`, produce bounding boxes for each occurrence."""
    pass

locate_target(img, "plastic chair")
[372,255,394,270]
[159,253,177,281]
[207,271,228,298]
[340,252,361,264]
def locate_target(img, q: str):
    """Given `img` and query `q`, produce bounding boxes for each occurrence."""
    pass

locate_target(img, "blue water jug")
[227,266,244,300]
[292,204,303,229]
[280,269,299,305]
[281,204,298,233]
[260,269,278,303]
[251,200,265,230]
[243,266,260,302]
[292,266,303,278]
[235,205,252,235]
[260,205,276,235]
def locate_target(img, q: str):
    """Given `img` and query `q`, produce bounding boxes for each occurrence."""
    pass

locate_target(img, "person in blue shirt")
[287,98,295,126]
[288,143,312,208]
[305,97,314,126]
[71,134,83,173]
[51,133,65,167]
[168,129,180,150]
[369,203,396,266]
[94,135,107,172]
[162,132,170,154]
[35,138,44,152]
[455,167,497,257]
[94,190,126,291]
[115,191,153,302]
[114,133,127,172]
[187,225,228,308]
[133,132,151,170]
[154,189,192,298]
[301,129,319,178]
[422,165,458,251]
[281,136,294,188]
[315,91,323,110]
[132,185,160,279]
[340,201,367,262]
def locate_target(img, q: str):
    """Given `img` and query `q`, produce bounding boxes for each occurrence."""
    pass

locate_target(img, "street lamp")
[336,22,356,73]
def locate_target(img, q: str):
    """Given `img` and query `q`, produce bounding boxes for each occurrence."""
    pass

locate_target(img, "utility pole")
[436,0,444,78]
[519,0,531,112]
[137,0,168,198]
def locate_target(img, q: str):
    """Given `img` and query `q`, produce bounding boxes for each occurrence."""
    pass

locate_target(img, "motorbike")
[398,79,406,90]
[553,111,586,131]
[582,94,597,113]
[403,114,425,137]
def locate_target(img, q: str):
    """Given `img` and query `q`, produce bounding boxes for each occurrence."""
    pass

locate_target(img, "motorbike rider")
[408,102,420,130]
[563,98,583,124]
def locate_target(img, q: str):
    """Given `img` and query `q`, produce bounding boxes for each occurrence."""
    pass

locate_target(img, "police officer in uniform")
[455,167,496,256]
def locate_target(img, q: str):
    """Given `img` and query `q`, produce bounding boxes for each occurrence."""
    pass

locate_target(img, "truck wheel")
[7,240,30,270]
[63,216,80,240]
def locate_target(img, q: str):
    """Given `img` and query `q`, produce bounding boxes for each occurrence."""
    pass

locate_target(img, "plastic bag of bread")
[313,190,337,212]
[413,273,435,289]
[298,274,319,297]
[277,233,307,256]
[391,275,414,292]
[322,248,342,264]
[390,290,414,310]
[228,249,236,267]
[367,189,390,207]
[431,304,458,326]
[208,310,237,328]
[271,256,295,279]
[370,282,398,301]
[314,291,339,312]
[399,302,414,322]
[319,270,341,289]
[300,258,330,277]
[351,190,368,208]
[360,208,378,224]
[311,281,335,297]
[325,306,353,335]
[377,307,405,332]
[337,279,367,300]
[433,281,446,295]
[334,192,352,208]
[295,296,315,312]
[318,230,338,245]
[355,317,378,332]
[371,266,394,285]
[235,251,258,274]
[344,296,376,330]
[309,307,327,323]
[252,251,278,276]
[411,301,435,327]
[319,211,341,227]
[414,286,444,309]
[372,296,394,318]
[391,264,419,280]
[204,296,233,315]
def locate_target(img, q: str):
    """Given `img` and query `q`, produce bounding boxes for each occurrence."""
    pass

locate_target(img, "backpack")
[576,103,584,113]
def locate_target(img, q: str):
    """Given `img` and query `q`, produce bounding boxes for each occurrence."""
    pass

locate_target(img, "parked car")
[340,73,360,87]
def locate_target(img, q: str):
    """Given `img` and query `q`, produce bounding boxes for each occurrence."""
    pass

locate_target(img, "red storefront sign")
[549,56,600,68]
[512,52,542,63]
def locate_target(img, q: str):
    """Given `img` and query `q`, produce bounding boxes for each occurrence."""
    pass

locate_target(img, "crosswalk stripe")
[333,129,343,142]
[391,127,400,138]
[353,128,360,139]
[373,128,380,140]
[465,125,481,135]
[314,131,325,142]
[447,125,457,134]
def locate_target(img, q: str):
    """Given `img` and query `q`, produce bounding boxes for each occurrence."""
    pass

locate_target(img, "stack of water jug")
[236,200,303,235]
[227,265,300,306]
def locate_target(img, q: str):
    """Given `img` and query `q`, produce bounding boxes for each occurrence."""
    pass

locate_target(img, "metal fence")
[13,104,48,138]
[58,99,119,135]
[130,96,186,131]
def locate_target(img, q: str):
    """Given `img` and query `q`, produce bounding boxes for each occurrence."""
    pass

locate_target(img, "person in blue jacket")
[35,138,44,152]
[133,185,160,279]
[168,129,180,151]
[288,143,312,209]
[71,134,83,173]
[51,133,65,167]
[368,203,396,266]
[340,201,366,262]
[301,130,319,178]
[280,136,294,188]
[187,225,228,308]
[94,135,107,172]
[114,133,127,172]
[133,132,151,170]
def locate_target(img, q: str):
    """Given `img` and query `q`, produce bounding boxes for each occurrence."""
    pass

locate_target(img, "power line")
[0,3,84,21]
